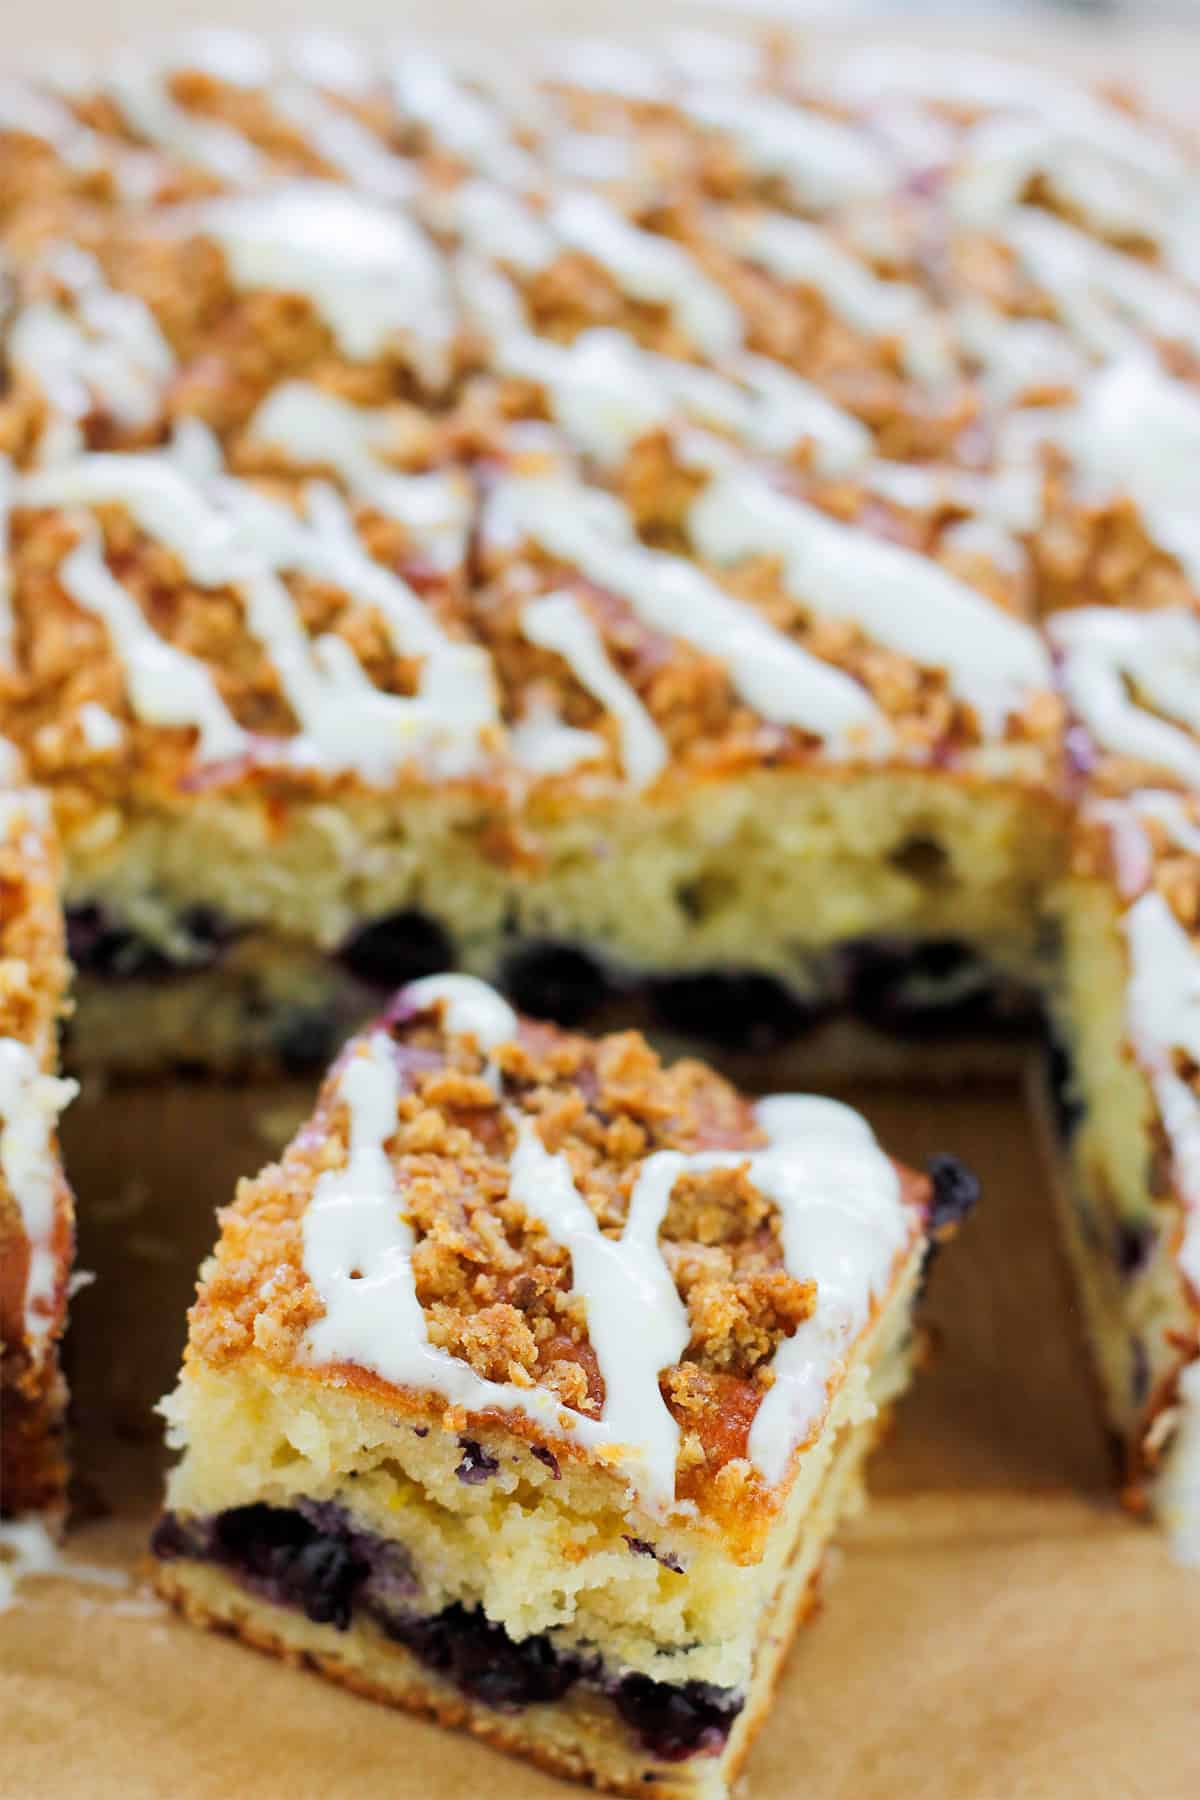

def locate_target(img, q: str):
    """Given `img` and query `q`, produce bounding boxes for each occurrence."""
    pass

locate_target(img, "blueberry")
[612,1675,742,1762]
[926,1154,981,1240]
[339,910,454,990]
[648,970,824,1053]
[388,1605,582,1710]
[501,941,615,1026]
[274,1009,339,1074]
[455,1438,500,1485]
[209,1503,368,1632]
[1114,1219,1156,1280]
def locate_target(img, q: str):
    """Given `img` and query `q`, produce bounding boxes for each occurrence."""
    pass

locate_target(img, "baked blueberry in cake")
[152,974,969,1795]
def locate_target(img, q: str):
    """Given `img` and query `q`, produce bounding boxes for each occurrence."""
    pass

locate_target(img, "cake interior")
[1042,876,1198,1508]
[153,1244,922,1798]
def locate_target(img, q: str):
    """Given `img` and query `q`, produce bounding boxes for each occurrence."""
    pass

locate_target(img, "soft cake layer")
[153,975,970,1791]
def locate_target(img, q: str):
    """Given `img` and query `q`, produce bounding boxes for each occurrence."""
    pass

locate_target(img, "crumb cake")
[151,974,975,1795]
[0,763,75,1523]
[0,5,1198,1628]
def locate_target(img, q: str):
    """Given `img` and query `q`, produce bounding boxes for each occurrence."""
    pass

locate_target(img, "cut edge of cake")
[150,973,974,1795]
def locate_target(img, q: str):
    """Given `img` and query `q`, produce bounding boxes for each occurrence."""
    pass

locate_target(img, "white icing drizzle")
[0,1518,128,1612]
[21,453,498,781]
[496,328,870,475]
[1057,358,1200,586]
[747,1093,907,1484]
[245,382,470,569]
[1124,892,1200,1293]
[193,182,453,370]
[0,79,101,169]
[494,471,887,752]
[56,529,249,763]
[0,457,12,668]
[299,979,915,1510]
[9,251,174,460]
[521,590,667,788]
[687,459,1049,735]
[78,702,124,751]
[722,209,951,385]
[681,89,891,207]
[0,1036,76,1357]
[509,697,606,778]
[549,191,742,359]
[1002,208,1200,362]
[1134,790,1200,859]
[1048,608,1200,790]
[508,1119,689,1505]
[272,83,416,203]
[390,52,535,188]
[106,50,264,183]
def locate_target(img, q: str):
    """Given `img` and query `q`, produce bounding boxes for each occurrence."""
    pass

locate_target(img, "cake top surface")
[4,33,1198,813]
[186,973,930,1524]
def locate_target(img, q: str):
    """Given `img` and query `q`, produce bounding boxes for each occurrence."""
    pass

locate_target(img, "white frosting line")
[272,83,416,202]
[0,1037,76,1358]
[0,458,12,668]
[193,182,453,370]
[106,50,263,183]
[0,1517,129,1611]
[509,697,606,778]
[550,191,742,359]
[508,1120,689,1506]
[299,978,916,1510]
[245,381,470,570]
[390,52,535,188]
[21,453,497,780]
[724,210,950,383]
[495,470,888,752]
[521,590,667,788]
[1048,608,1200,790]
[681,89,891,207]
[687,458,1050,736]
[78,702,125,751]
[56,529,249,764]
[403,973,519,1051]
[1124,892,1200,1294]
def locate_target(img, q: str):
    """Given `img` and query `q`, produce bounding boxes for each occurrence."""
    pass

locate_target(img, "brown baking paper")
[5,1074,1200,1799]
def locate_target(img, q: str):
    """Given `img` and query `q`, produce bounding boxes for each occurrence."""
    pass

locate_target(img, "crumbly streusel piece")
[153,974,974,1796]
[0,775,76,1523]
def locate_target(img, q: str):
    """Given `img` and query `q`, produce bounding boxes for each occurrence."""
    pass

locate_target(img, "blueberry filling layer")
[152,1503,744,1761]
[67,903,237,981]
[70,899,1036,1058]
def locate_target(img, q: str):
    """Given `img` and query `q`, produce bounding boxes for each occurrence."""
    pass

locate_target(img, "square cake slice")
[153,974,974,1795]
[0,773,76,1524]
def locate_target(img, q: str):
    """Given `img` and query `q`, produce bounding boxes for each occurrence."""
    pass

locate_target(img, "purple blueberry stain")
[624,1536,685,1574]
[530,1446,561,1480]
[455,1439,500,1485]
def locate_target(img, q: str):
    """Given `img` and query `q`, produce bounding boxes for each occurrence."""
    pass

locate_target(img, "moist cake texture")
[0,765,75,1522]
[153,973,969,1795]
